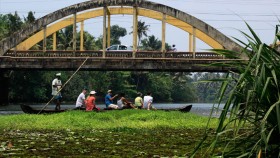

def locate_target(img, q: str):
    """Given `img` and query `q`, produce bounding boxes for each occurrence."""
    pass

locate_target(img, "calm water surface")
[0,103,224,117]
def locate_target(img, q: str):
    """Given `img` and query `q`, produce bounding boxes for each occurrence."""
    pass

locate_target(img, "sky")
[1,0,280,51]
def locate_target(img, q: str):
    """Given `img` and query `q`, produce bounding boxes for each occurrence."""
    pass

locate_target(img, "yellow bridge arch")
[0,0,242,55]
[17,8,222,50]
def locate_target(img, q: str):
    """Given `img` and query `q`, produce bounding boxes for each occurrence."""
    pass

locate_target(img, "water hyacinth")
[0,110,217,157]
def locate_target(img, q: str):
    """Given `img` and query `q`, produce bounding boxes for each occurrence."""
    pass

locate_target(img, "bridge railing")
[5,50,224,59]
[106,51,132,58]
[5,50,103,57]
[75,51,102,57]
[166,52,193,58]
[195,52,224,59]
[136,51,162,58]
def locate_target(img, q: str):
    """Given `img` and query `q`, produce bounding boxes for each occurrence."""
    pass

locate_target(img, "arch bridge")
[0,0,244,72]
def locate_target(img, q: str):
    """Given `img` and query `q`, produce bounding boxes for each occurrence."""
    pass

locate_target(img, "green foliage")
[131,72,172,102]
[76,31,99,50]
[7,70,199,103]
[7,12,23,35]
[0,12,24,40]
[140,35,172,51]
[9,71,50,103]
[193,23,280,157]
[0,14,9,40]
[171,72,197,102]
[193,72,231,103]
[146,73,173,102]
[57,25,74,50]
[24,11,35,24]
[0,122,215,157]
[93,25,128,48]
[0,110,216,130]
[94,35,103,49]
[130,20,150,46]
[141,35,162,51]
[110,25,127,45]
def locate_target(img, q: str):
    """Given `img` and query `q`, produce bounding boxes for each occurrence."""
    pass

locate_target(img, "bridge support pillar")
[133,6,138,58]
[107,12,111,48]
[102,6,107,58]
[189,27,196,58]
[43,26,47,52]
[0,71,9,106]
[53,32,57,51]
[73,13,77,54]
[80,21,84,51]
[161,13,166,57]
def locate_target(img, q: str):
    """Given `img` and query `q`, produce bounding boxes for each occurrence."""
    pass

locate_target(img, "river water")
[0,103,225,117]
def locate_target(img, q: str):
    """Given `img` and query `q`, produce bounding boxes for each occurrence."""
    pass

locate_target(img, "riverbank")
[0,110,218,157]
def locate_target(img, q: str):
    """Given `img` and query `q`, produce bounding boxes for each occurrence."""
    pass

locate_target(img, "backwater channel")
[0,103,224,117]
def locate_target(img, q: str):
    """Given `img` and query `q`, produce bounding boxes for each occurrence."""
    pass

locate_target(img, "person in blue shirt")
[105,90,119,109]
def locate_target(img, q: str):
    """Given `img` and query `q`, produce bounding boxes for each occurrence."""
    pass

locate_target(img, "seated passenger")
[75,88,87,110]
[144,92,156,110]
[117,93,136,109]
[134,92,143,109]
[86,91,100,111]
[104,90,119,109]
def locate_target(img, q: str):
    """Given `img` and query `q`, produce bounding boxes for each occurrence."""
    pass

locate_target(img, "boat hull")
[20,104,192,114]
[20,104,66,114]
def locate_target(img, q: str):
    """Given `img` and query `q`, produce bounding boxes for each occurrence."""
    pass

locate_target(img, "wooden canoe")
[20,104,67,114]
[162,104,192,112]
[179,104,192,112]
[20,104,192,114]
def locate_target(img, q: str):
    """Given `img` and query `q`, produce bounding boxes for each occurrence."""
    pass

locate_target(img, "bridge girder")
[0,0,242,56]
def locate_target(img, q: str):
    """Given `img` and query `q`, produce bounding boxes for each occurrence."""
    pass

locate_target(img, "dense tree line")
[6,70,199,104]
[0,12,228,104]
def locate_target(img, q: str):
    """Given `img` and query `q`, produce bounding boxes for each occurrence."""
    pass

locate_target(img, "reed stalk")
[193,23,280,157]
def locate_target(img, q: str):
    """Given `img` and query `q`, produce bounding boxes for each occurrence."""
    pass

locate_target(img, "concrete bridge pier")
[0,71,9,105]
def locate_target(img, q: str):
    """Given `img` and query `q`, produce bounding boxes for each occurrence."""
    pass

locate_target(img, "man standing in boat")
[52,73,62,110]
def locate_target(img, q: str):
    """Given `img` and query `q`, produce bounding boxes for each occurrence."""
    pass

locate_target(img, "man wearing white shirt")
[52,73,62,110]
[75,88,88,109]
[143,92,154,110]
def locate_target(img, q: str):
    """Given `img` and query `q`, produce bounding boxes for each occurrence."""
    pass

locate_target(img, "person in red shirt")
[86,91,100,111]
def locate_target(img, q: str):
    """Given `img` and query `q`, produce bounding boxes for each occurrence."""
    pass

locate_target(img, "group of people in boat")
[75,88,155,111]
[105,90,155,110]
[51,72,155,111]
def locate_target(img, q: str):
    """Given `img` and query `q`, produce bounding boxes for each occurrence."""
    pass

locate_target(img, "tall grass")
[193,23,280,157]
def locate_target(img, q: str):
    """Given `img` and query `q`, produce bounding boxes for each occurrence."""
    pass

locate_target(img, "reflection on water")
[0,103,225,117]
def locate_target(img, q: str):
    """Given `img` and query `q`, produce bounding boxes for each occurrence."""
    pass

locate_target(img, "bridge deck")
[5,50,224,59]
[0,50,244,71]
